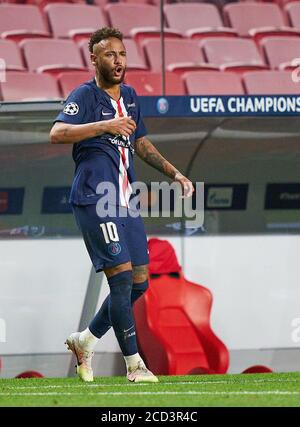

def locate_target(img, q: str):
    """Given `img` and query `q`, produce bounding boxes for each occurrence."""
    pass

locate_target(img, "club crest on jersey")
[108,242,121,256]
[63,102,79,115]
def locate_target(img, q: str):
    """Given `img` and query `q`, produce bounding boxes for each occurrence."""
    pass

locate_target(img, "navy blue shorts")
[72,204,149,272]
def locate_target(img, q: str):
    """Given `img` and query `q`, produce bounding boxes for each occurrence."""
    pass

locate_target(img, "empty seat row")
[0,0,158,6]
[1,2,300,42]
[128,70,300,96]
[2,36,300,77]
[144,38,267,74]
[223,2,300,40]
[0,38,147,74]
[1,70,299,101]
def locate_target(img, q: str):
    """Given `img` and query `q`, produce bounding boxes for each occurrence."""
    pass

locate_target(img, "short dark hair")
[89,27,123,53]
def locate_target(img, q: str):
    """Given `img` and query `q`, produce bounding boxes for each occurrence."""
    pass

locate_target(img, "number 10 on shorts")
[100,222,120,244]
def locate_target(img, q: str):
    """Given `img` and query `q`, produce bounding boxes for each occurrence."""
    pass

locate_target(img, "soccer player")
[49,27,193,383]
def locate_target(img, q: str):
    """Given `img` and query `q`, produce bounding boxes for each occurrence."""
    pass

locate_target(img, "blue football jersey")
[54,78,147,207]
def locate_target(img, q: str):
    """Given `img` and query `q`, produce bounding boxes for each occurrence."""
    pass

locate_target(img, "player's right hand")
[104,116,136,138]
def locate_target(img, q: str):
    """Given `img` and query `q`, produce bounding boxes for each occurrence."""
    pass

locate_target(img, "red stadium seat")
[201,37,268,73]
[125,71,186,95]
[58,71,94,98]
[21,39,86,76]
[271,0,299,6]
[92,0,111,5]
[286,2,300,28]
[183,71,244,95]
[133,238,229,376]
[0,71,61,101]
[27,0,86,10]
[224,3,300,42]
[105,3,181,45]
[15,371,44,378]
[119,0,172,3]
[118,0,154,3]
[164,3,237,40]
[260,36,300,70]
[0,39,25,71]
[123,38,148,70]
[105,3,160,36]
[45,4,107,41]
[79,38,148,71]
[143,39,218,76]
[243,70,300,94]
[0,4,50,42]
[79,40,93,71]
[242,365,273,374]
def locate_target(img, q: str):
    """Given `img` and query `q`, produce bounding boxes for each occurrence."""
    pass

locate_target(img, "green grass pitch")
[1,372,300,407]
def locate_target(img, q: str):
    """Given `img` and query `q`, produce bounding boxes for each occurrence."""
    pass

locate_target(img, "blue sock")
[89,279,148,341]
[89,270,140,356]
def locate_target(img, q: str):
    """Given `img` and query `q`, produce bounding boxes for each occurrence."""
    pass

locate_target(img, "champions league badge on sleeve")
[63,102,79,115]
[108,242,122,256]
[157,97,169,114]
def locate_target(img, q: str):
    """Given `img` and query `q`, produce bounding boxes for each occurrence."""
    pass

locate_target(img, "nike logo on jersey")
[102,110,113,116]
[123,325,134,333]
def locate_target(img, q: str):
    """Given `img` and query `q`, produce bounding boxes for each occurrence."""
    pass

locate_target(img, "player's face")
[92,37,127,85]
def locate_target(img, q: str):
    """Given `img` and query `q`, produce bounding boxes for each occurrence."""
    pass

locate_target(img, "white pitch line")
[0,391,300,397]
[2,378,300,391]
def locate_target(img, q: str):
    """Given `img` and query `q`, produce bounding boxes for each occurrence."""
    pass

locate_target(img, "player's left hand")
[174,172,194,198]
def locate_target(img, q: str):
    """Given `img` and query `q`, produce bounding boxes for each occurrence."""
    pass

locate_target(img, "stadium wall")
[0,235,300,377]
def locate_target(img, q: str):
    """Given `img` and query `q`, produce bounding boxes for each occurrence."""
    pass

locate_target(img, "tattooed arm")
[135,136,194,198]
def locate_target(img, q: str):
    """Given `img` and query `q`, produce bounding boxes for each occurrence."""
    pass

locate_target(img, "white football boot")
[127,361,158,383]
[65,332,94,382]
